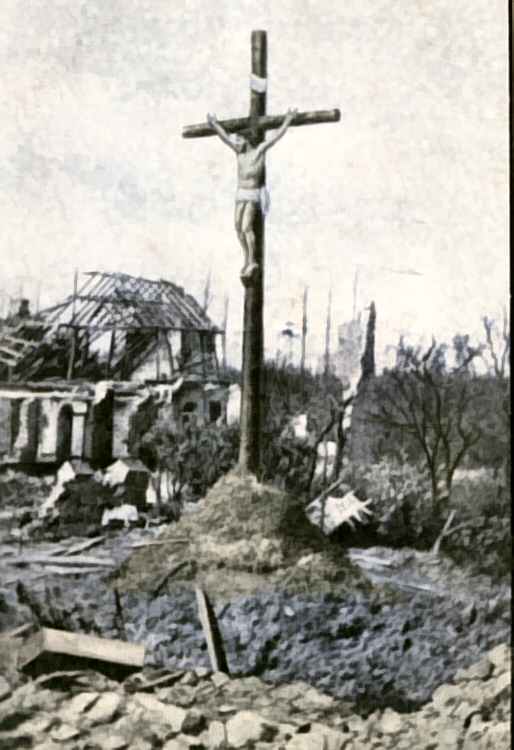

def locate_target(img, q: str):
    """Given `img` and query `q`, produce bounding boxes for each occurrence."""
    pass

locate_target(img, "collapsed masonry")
[0,272,231,468]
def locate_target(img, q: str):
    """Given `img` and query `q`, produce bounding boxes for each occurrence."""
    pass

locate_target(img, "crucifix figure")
[206,108,297,282]
[183,30,340,475]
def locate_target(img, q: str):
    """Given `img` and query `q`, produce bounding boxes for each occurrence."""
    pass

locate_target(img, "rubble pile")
[0,469,511,747]
[0,459,159,542]
[0,643,510,749]
[1,575,510,711]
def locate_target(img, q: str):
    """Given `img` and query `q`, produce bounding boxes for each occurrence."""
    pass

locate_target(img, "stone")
[489,670,510,698]
[94,734,129,750]
[226,710,277,747]
[286,734,328,750]
[60,691,99,722]
[218,704,238,714]
[380,708,403,735]
[487,643,510,672]
[132,693,188,732]
[194,667,211,679]
[286,727,348,750]
[182,709,207,735]
[308,723,349,750]
[87,691,123,725]
[130,739,155,750]
[180,671,199,686]
[435,725,461,749]
[161,740,191,750]
[15,715,54,736]
[455,657,493,682]
[0,676,12,702]
[211,671,231,688]
[20,687,59,712]
[301,687,335,708]
[51,723,81,742]
[271,684,305,702]
[431,683,461,712]
[208,720,227,748]
[484,720,510,747]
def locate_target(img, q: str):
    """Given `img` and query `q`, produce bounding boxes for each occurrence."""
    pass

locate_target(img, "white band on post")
[250,74,267,93]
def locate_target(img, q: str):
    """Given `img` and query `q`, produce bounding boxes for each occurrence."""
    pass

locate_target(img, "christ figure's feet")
[240,262,259,285]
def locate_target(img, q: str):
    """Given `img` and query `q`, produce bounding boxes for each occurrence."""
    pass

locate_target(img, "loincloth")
[235,187,270,215]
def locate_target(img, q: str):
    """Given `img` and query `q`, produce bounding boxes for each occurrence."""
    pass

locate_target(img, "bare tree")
[368,337,481,507]
[480,310,511,489]
[481,308,510,380]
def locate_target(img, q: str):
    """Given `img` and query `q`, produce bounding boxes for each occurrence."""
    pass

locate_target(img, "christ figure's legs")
[235,200,259,281]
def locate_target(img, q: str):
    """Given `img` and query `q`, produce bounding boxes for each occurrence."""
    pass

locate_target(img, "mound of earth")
[113,472,370,598]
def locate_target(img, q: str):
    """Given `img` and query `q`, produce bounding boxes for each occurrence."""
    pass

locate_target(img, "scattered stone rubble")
[0,644,510,749]
[0,470,511,748]
[0,472,510,713]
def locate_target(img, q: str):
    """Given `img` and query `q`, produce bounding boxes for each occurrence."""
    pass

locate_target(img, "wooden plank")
[63,536,106,556]
[18,627,145,670]
[7,554,115,568]
[130,538,188,549]
[0,623,33,640]
[195,587,229,674]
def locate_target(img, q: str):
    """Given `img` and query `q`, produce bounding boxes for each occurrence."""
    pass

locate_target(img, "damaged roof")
[0,272,220,382]
[46,271,216,332]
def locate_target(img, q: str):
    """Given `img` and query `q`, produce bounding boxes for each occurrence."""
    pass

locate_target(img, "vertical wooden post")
[238,30,267,475]
[202,269,212,313]
[107,329,117,377]
[155,329,161,381]
[164,330,175,376]
[300,286,308,378]
[66,270,79,380]
[352,268,359,321]
[221,294,229,373]
[324,287,332,382]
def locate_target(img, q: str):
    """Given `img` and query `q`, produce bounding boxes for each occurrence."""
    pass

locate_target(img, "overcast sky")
[0,0,509,369]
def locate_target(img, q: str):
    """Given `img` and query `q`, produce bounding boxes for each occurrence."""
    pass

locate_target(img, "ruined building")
[0,272,228,467]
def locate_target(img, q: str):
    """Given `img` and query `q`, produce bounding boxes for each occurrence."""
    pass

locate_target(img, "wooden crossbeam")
[183,108,340,139]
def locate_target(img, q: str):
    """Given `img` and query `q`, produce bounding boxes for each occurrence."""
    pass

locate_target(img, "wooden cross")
[182,30,340,476]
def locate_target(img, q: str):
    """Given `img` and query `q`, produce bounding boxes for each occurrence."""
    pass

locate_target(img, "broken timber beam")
[195,587,229,674]
[19,627,145,677]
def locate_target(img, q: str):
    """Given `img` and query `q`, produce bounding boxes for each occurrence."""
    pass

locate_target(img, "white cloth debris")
[101,504,139,527]
[226,384,241,425]
[306,491,373,535]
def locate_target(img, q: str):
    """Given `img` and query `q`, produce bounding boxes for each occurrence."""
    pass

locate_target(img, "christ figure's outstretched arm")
[256,108,297,156]
[206,113,237,151]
